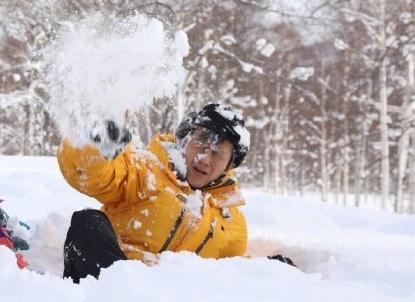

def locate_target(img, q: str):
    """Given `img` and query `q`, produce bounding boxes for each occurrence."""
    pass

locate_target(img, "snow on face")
[162,133,224,185]
[195,153,208,162]
[44,13,189,147]
[183,131,233,189]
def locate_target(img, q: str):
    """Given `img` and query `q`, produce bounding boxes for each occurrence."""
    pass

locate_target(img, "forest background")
[1,0,415,214]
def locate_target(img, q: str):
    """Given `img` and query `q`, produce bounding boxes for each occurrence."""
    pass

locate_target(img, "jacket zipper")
[195,224,214,255]
[159,206,185,253]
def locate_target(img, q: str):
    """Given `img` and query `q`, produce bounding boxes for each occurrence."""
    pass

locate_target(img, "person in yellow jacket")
[58,103,251,283]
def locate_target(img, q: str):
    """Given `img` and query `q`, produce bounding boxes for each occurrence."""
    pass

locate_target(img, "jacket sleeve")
[57,139,141,205]
[219,207,247,257]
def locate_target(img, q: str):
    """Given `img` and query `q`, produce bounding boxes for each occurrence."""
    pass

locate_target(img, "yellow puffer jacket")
[57,134,247,261]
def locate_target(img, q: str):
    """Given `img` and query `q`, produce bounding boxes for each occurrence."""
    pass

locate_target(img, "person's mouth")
[193,166,208,175]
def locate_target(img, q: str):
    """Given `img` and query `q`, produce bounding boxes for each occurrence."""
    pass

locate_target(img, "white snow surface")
[44,13,188,147]
[1,155,415,302]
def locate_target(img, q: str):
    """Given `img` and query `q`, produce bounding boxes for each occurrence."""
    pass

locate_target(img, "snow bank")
[44,13,189,147]
[1,156,414,302]
[244,190,415,300]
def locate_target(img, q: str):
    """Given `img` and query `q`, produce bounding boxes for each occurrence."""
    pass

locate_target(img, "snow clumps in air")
[44,13,189,147]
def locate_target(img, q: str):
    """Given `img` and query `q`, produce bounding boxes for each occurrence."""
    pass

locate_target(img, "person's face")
[184,129,234,189]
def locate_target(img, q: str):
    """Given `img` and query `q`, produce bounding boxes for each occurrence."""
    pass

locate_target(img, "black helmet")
[176,103,250,168]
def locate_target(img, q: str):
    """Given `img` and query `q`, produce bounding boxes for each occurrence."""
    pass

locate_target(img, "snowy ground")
[1,155,414,302]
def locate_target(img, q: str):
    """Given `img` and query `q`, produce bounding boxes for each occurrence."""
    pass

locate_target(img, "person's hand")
[90,120,132,159]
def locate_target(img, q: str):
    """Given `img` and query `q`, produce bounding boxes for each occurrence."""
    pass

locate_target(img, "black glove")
[91,120,131,144]
[267,254,297,268]
[90,120,132,159]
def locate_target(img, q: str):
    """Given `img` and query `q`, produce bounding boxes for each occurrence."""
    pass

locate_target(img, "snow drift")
[1,155,414,301]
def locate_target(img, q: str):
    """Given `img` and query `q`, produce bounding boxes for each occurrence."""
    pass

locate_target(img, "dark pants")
[63,209,127,283]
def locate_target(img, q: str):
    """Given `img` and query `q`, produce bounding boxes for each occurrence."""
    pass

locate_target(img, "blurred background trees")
[1,0,415,213]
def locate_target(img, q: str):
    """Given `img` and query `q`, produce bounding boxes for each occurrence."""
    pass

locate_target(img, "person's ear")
[225,151,235,171]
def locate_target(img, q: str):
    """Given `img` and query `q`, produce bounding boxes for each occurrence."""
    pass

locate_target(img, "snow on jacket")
[57,134,247,261]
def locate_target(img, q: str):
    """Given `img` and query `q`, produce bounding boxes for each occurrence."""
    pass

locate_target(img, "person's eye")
[194,140,204,147]
[213,150,224,159]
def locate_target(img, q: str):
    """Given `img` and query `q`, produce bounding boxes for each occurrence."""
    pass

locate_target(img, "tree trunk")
[354,147,360,206]
[271,82,281,194]
[379,0,390,209]
[176,83,184,124]
[342,149,350,206]
[144,107,152,144]
[22,102,32,155]
[299,160,305,197]
[335,156,342,204]
[250,128,261,186]
[195,71,205,111]
[396,130,410,213]
[263,136,271,192]
[407,0,415,214]
[355,80,371,207]
[340,51,351,206]
[320,76,330,202]
[262,81,273,192]
[409,133,415,214]
[281,84,291,195]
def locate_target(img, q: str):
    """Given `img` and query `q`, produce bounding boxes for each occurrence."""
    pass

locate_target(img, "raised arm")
[57,121,139,205]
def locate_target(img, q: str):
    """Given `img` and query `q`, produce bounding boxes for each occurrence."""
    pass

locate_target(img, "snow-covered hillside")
[1,155,414,302]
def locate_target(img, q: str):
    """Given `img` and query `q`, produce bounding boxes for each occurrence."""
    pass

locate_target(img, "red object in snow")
[15,253,28,269]
[0,236,13,249]
[0,226,29,270]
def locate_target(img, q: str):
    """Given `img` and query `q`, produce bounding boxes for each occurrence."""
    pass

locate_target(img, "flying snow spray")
[44,13,189,146]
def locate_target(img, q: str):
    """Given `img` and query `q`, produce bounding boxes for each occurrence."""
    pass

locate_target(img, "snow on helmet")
[176,103,250,168]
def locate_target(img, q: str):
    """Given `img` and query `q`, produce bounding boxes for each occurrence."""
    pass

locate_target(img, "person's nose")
[199,150,213,167]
